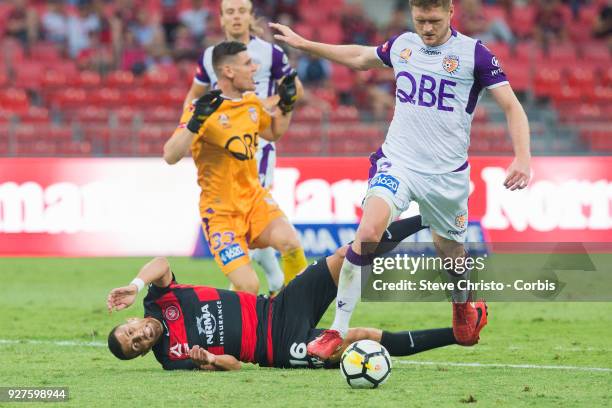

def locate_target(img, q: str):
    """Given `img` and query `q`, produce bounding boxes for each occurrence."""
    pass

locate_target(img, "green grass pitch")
[1,257,611,407]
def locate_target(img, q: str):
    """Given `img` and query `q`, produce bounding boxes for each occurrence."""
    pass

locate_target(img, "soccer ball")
[340,340,392,389]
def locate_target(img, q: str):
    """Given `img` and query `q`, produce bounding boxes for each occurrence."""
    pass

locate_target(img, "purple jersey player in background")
[271,0,530,360]
[182,0,304,294]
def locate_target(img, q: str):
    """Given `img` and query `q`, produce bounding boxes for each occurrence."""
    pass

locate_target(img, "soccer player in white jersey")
[271,0,531,359]
[183,0,304,293]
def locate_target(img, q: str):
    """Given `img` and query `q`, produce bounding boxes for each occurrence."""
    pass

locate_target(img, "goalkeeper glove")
[277,71,298,114]
[187,90,224,133]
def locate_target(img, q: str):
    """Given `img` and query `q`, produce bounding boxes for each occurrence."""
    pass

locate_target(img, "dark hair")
[409,0,452,9]
[212,41,248,76]
[108,325,135,361]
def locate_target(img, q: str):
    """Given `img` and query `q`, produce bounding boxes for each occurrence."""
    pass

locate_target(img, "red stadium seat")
[501,60,530,92]
[581,43,611,64]
[551,86,582,104]
[114,106,140,124]
[0,71,8,88]
[331,64,356,93]
[75,107,109,125]
[318,24,343,44]
[29,43,62,62]
[0,88,29,114]
[126,89,156,108]
[145,106,178,123]
[293,105,324,123]
[20,107,50,124]
[590,86,612,104]
[51,88,86,109]
[42,70,68,89]
[567,67,595,90]
[14,61,44,89]
[536,44,577,66]
[603,67,612,87]
[69,70,102,88]
[142,70,171,89]
[509,5,536,38]
[90,88,121,108]
[329,105,359,123]
[533,68,562,97]
[487,42,511,62]
[105,70,135,88]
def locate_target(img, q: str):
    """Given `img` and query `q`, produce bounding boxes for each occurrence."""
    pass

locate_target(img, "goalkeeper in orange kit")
[163,41,306,294]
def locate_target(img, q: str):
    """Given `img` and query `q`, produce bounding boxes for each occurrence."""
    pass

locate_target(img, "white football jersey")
[376,29,509,174]
[194,36,294,188]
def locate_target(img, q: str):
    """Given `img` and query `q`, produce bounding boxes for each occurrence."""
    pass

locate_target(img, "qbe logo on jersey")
[219,243,246,265]
[369,174,400,195]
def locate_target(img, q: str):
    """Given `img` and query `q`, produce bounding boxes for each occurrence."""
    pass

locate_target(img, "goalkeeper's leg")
[251,247,284,294]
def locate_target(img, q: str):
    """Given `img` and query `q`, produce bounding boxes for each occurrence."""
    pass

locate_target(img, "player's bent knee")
[233,280,259,294]
[356,224,384,244]
[346,328,379,343]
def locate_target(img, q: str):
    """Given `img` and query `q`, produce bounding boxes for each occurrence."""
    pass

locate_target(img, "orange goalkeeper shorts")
[201,191,284,275]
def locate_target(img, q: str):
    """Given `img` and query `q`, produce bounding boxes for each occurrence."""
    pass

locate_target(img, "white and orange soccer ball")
[340,340,392,389]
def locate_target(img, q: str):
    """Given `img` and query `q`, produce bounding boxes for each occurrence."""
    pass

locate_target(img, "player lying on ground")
[164,41,307,295]
[183,0,305,293]
[271,0,530,359]
[106,216,488,371]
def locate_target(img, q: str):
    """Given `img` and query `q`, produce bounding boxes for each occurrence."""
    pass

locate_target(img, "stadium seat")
[114,106,140,125]
[487,42,511,62]
[550,86,582,104]
[590,86,612,104]
[29,43,62,63]
[581,43,611,64]
[75,107,109,125]
[533,68,562,98]
[145,106,177,123]
[329,105,359,122]
[330,64,356,93]
[536,44,577,66]
[51,87,86,110]
[105,70,135,88]
[20,107,50,124]
[503,60,531,92]
[42,70,68,89]
[566,67,595,91]
[126,89,156,108]
[90,88,121,108]
[15,61,44,89]
[69,70,102,88]
[509,5,536,38]
[0,88,29,115]
[142,71,171,89]
[293,105,324,123]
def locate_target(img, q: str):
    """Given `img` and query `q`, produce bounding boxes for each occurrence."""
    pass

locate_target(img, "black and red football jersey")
[143,275,270,370]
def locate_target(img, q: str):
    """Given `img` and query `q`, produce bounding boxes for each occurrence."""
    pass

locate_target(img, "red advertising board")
[0,157,610,256]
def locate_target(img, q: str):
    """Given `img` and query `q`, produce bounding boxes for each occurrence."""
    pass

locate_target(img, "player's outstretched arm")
[270,22,385,71]
[189,345,242,371]
[490,85,531,191]
[164,91,224,164]
[106,257,173,313]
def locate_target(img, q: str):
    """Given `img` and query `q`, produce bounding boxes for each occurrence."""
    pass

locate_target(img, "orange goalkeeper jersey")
[177,92,272,216]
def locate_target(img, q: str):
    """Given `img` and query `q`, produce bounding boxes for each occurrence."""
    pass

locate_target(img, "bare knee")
[232,280,259,295]
[346,327,381,343]
[356,223,385,245]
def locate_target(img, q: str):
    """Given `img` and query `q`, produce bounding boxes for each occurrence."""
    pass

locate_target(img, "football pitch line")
[395,360,612,373]
[2,339,611,373]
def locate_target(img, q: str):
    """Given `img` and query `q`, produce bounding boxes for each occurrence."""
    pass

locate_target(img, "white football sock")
[330,259,362,338]
[251,247,284,293]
